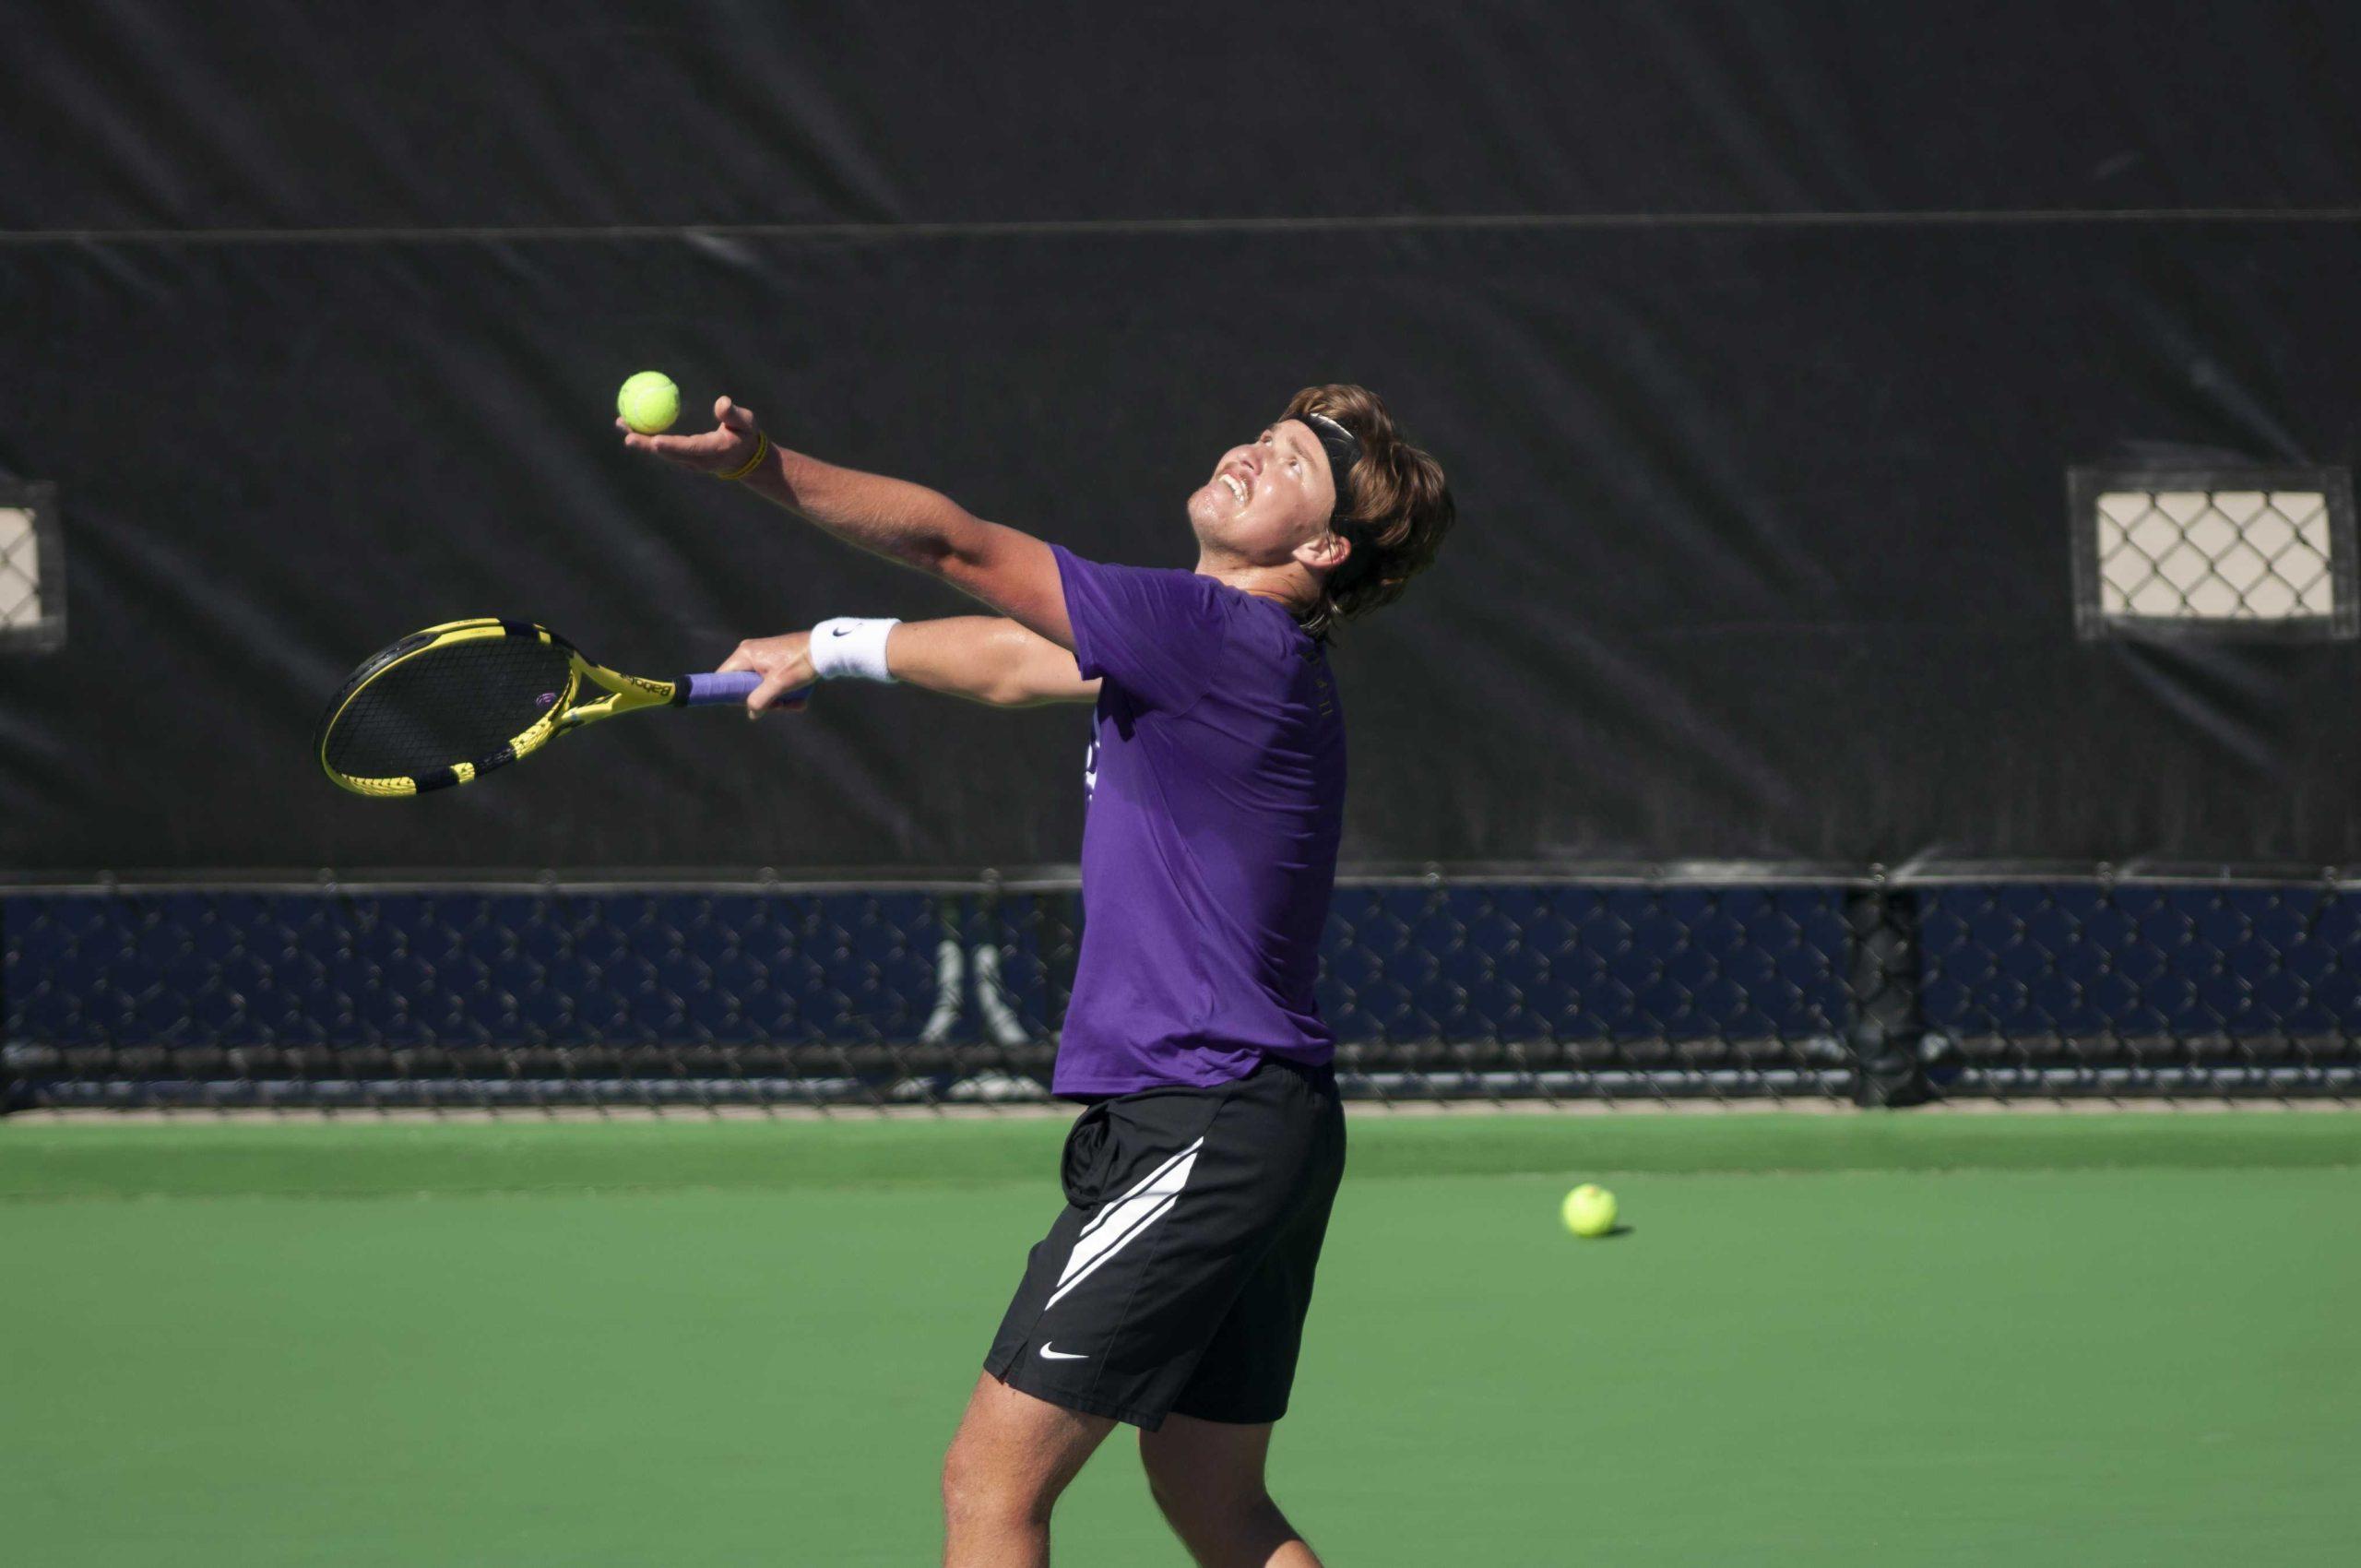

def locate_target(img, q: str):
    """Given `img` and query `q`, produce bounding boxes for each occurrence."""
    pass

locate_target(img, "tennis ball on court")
[1561,1182,1618,1238]
[617,371,681,434]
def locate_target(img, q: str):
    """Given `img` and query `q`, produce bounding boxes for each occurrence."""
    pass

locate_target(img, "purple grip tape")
[678,671,811,708]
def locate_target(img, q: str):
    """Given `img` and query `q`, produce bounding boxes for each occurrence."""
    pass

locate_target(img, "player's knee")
[939,1440,998,1523]
[941,1435,1052,1531]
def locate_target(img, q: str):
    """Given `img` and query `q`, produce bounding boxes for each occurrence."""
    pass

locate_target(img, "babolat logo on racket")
[314,617,807,798]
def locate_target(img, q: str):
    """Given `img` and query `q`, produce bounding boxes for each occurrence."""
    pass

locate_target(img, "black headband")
[1297,410,1362,522]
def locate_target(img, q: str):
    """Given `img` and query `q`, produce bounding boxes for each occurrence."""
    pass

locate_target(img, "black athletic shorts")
[982,1055,1347,1431]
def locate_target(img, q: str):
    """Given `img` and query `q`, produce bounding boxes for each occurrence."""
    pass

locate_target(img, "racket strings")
[323,637,575,781]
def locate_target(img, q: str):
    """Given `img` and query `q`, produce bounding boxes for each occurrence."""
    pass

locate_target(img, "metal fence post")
[1846,876,1928,1108]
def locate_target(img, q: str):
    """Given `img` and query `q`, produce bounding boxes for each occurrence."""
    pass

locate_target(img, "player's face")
[1187,419,1339,564]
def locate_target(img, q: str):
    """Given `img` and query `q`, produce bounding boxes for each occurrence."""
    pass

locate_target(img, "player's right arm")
[622,398,1074,651]
[717,618,1097,713]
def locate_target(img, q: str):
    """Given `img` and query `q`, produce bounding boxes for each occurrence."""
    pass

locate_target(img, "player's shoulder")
[1210,582,1323,668]
[1056,547,1223,608]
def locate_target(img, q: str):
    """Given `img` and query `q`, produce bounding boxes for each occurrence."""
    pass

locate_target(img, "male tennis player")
[623,386,1451,1567]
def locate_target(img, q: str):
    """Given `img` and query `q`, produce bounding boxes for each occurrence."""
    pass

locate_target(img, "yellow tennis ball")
[617,371,681,434]
[1560,1182,1619,1238]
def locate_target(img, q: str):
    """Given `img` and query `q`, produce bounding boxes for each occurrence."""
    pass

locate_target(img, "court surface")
[6,1111,2356,1565]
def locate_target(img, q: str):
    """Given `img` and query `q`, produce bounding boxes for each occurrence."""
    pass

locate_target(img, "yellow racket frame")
[316,618,683,797]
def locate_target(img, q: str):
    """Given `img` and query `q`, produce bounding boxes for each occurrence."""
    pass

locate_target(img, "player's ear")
[1297,529,1351,574]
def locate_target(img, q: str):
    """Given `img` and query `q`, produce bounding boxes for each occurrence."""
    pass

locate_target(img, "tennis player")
[623,386,1452,1567]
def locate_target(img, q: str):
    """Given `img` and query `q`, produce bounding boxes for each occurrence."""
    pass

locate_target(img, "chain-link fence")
[5,876,2357,1111]
[2095,489,2334,620]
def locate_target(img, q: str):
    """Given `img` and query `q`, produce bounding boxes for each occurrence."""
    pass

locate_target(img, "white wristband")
[809,617,901,683]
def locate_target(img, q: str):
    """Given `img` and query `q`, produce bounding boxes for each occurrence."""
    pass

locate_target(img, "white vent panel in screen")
[2070,468,2358,642]
[0,483,65,651]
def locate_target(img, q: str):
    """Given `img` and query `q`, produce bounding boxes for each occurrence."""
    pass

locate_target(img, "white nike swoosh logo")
[1038,1344,1087,1360]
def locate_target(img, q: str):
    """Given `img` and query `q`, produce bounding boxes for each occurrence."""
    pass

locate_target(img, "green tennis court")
[6,1111,2356,1565]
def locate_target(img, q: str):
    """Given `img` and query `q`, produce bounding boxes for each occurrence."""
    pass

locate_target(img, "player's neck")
[1199,553,1317,615]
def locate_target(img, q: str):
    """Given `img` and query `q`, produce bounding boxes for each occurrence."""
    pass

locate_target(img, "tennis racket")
[315,617,803,797]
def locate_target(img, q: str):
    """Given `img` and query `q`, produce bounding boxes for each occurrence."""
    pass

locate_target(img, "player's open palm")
[717,631,814,718]
[618,396,762,474]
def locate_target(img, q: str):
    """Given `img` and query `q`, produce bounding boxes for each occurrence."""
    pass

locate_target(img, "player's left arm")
[623,398,1075,649]
[889,617,1098,706]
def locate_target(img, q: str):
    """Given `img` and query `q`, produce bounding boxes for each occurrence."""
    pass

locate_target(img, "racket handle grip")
[677,671,812,708]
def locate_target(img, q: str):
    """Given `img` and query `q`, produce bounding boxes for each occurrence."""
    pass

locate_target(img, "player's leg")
[1145,1062,1345,1566]
[942,1372,1115,1568]
[1139,1413,1323,1568]
[959,1062,1338,1563]
[1143,1241,1331,1568]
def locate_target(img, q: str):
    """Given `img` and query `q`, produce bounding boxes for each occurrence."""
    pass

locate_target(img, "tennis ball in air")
[617,371,681,434]
[1561,1182,1619,1238]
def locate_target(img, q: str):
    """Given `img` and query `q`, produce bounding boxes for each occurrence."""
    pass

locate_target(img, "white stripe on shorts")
[1046,1136,1204,1310]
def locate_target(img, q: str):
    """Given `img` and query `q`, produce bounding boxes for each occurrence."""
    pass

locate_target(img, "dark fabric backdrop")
[5,2,2359,875]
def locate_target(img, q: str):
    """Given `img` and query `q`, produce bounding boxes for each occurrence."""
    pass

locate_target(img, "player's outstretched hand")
[717,631,815,719]
[618,396,763,475]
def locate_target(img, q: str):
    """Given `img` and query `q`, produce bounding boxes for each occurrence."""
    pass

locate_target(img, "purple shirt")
[1050,546,1346,1097]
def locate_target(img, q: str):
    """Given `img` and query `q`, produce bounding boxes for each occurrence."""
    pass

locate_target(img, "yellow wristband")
[714,430,771,482]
